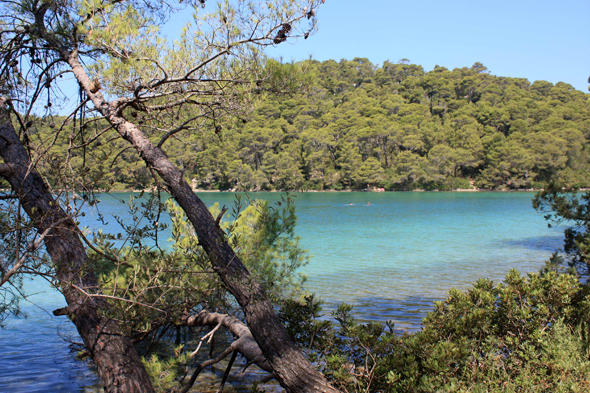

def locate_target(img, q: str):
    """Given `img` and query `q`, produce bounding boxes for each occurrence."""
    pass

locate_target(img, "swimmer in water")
[367,202,371,206]
[349,202,354,205]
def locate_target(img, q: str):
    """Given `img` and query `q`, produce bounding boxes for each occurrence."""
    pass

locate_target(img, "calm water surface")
[0,192,563,391]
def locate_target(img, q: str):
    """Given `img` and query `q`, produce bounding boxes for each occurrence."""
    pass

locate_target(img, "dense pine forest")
[16,58,590,192]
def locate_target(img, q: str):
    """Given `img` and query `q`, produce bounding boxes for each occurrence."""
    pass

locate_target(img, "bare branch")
[69,124,114,150]
[70,283,167,314]
[157,113,207,148]
[181,346,235,393]
[0,222,56,287]
[190,321,223,358]
[180,310,272,373]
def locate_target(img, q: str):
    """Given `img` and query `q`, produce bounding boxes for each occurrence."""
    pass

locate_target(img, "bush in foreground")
[282,269,590,392]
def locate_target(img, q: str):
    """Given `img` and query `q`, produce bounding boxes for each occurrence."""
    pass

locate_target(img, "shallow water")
[0,191,562,391]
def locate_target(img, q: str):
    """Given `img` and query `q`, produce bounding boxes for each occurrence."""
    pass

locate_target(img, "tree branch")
[181,346,235,393]
[70,283,167,314]
[180,310,272,373]
[0,222,54,287]
[157,113,207,148]
[218,350,238,393]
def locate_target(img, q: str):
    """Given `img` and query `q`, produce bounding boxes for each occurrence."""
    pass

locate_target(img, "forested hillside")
[16,59,590,191]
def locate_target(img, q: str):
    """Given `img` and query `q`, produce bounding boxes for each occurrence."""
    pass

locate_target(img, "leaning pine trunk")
[65,53,341,393]
[0,100,155,393]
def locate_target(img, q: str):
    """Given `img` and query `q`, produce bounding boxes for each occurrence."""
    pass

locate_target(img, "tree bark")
[0,100,155,393]
[65,52,340,393]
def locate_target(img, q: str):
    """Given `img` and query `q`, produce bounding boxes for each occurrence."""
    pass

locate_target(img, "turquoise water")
[294,192,561,328]
[0,192,563,391]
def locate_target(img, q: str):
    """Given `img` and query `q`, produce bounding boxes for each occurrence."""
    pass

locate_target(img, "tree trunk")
[65,54,340,393]
[0,101,155,393]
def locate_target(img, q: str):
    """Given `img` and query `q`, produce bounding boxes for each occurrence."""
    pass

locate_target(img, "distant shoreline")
[188,187,590,193]
[2,188,589,194]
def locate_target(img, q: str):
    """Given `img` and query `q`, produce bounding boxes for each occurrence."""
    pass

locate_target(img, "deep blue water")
[0,191,563,391]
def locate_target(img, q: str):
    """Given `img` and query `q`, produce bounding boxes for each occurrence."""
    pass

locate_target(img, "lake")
[0,191,563,391]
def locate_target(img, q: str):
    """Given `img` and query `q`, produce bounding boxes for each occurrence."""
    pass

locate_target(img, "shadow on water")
[502,235,563,252]
[313,294,443,334]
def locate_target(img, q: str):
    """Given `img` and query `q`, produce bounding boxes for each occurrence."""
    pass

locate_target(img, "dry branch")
[181,309,273,373]
[179,309,275,392]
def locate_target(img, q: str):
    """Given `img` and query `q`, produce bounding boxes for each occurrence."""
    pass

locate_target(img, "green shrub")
[284,269,590,392]
[89,194,309,339]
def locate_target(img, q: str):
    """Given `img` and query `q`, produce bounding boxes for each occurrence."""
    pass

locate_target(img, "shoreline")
[3,188,589,194]
[186,187,588,193]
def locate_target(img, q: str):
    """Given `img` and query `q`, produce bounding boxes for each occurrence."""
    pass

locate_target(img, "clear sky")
[266,0,590,92]
[53,0,589,115]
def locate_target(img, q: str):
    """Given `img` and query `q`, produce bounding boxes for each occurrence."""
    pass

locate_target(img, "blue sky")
[54,0,589,114]
[266,0,590,92]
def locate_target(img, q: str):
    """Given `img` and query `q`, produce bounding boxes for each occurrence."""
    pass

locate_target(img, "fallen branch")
[179,310,275,392]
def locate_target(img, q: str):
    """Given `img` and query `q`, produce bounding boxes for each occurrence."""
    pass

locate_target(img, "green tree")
[0,1,339,392]
[19,56,590,193]
[533,184,590,275]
